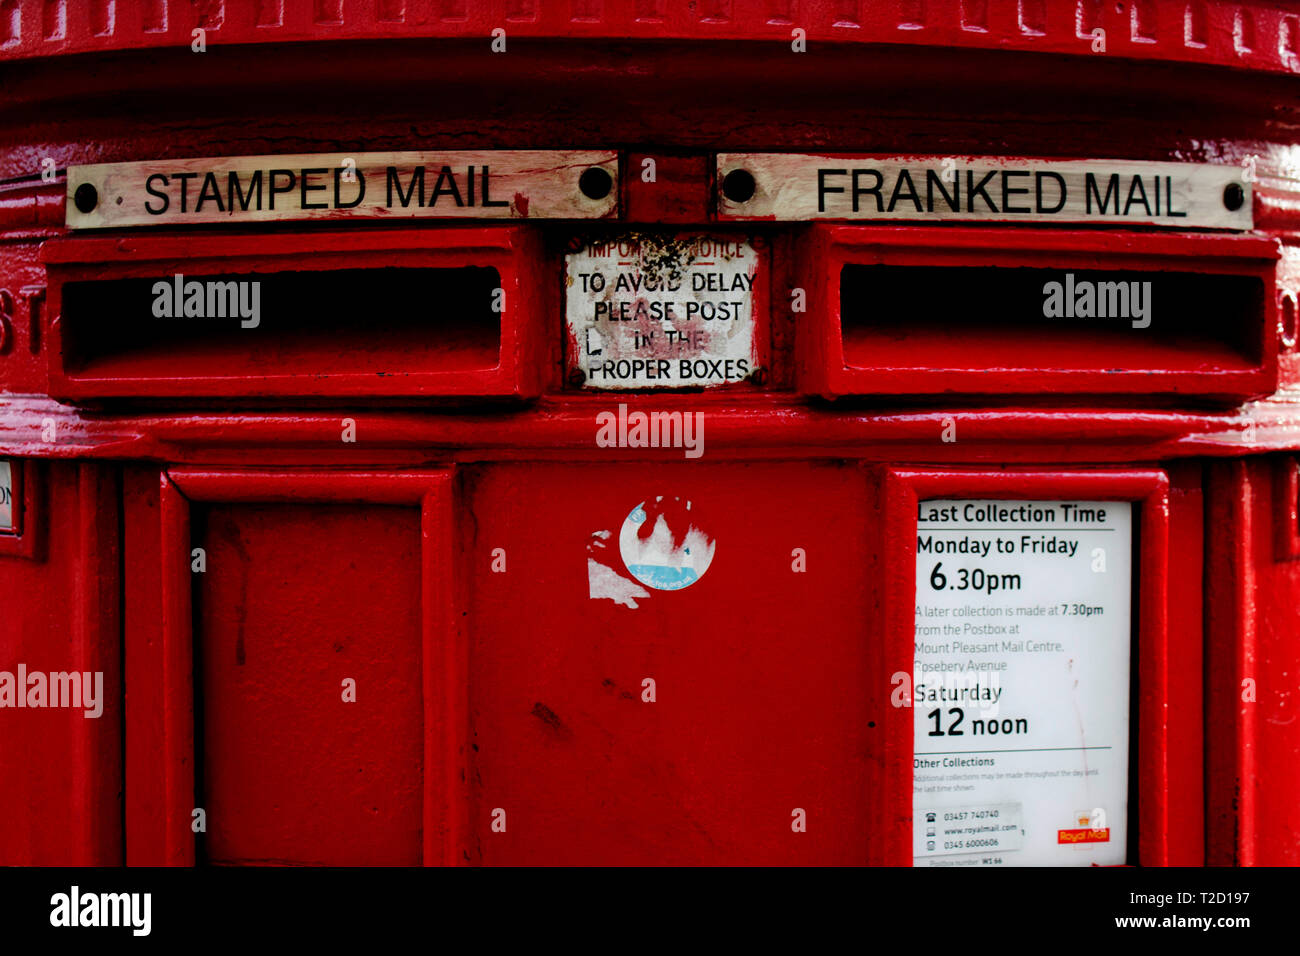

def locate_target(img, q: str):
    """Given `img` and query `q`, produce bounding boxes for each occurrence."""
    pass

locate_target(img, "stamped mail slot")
[43,227,543,399]
[800,226,1279,400]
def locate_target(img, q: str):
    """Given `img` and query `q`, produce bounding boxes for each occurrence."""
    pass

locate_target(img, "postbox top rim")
[3,2,1300,79]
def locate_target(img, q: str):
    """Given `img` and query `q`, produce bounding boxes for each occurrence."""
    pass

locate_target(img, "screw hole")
[722,169,757,204]
[73,183,99,214]
[1223,182,1245,212]
[578,167,613,201]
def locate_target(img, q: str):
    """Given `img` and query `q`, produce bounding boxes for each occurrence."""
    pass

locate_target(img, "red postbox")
[0,1,1298,872]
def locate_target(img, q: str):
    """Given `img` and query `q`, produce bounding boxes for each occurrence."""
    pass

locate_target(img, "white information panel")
[913,499,1132,867]
[0,460,12,531]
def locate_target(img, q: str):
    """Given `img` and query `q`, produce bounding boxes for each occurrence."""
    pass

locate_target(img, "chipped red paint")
[0,2,1298,866]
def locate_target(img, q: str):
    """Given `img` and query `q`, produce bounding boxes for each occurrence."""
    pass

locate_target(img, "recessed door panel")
[195,503,423,865]
[463,462,873,865]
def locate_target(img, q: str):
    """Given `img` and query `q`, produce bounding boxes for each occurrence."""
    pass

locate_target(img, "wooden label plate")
[716,153,1252,230]
[67,150,619,229]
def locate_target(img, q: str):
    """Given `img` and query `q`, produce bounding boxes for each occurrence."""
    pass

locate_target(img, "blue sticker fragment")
[626,564,700,591]
[619,497,715,593]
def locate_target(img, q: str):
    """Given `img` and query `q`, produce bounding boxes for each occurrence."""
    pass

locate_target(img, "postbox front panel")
[462,462,873,865]
[1,3,1296,881]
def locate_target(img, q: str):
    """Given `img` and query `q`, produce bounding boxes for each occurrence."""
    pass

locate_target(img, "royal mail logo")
[1057,827,1111,844]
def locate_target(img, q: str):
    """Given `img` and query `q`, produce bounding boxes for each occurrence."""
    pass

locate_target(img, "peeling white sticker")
[587,530,651,608]
[619,497,715,591]
[587,497,717,606]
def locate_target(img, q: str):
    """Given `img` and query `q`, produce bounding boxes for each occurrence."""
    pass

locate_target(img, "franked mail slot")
[800,227,1279,401]
[43,227,542,399]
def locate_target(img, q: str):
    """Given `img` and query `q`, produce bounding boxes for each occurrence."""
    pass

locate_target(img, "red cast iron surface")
[0,7,1297,865]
